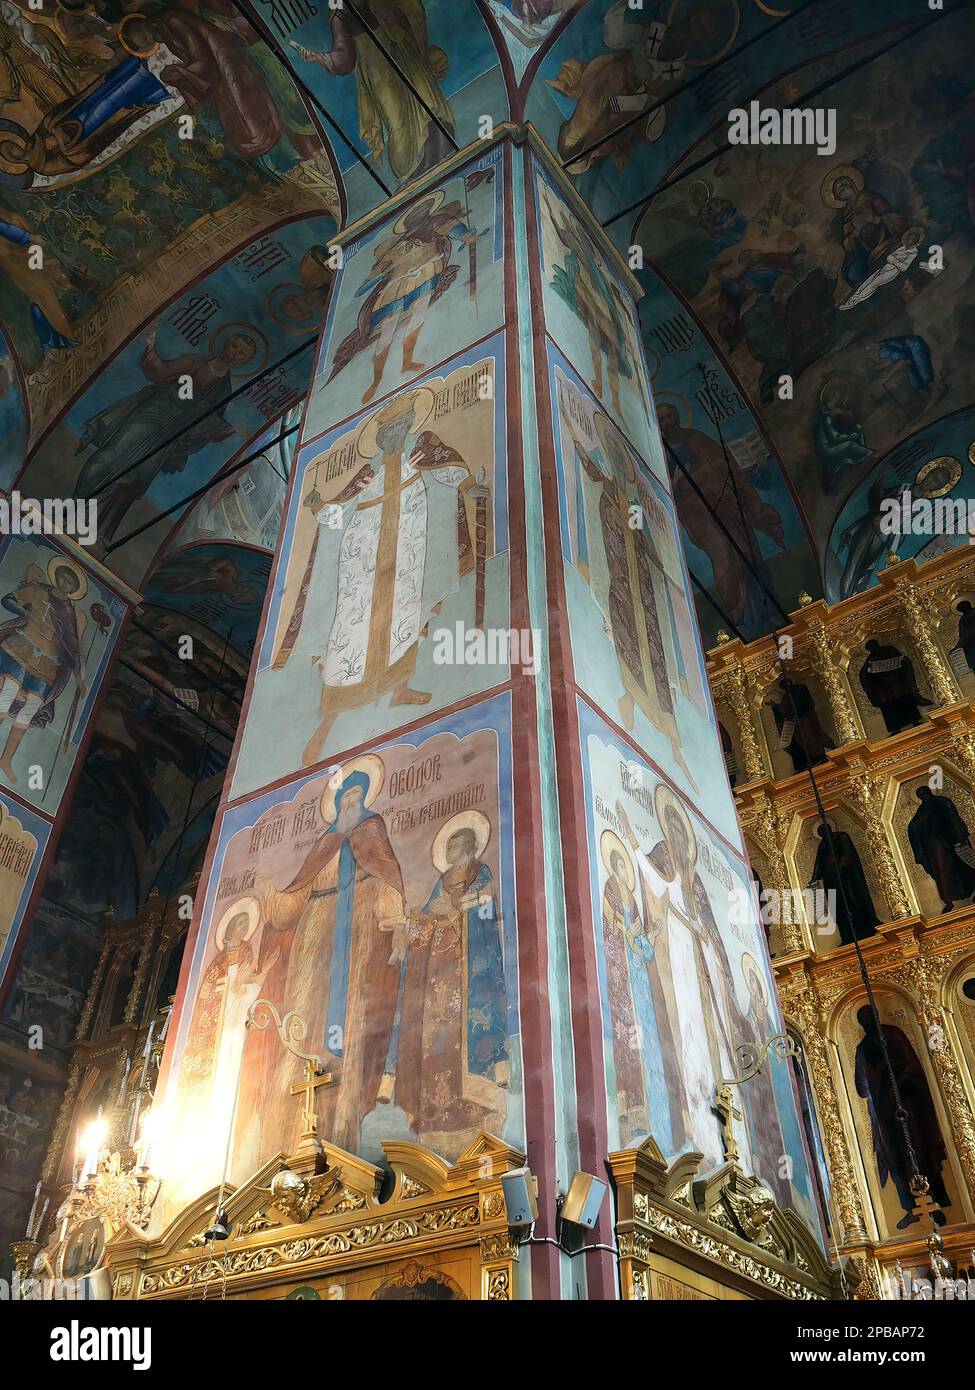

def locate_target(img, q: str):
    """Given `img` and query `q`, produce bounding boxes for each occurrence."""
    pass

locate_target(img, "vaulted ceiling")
[0,0,971,645]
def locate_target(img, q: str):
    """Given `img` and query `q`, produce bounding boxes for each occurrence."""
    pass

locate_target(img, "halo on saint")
[208,322,269,378]
[600,828,635,889]
[117,13,158,57]
[215,895,261,950]
[393,187,445,234]
[431,809,491,873]
[357,385,435,459]
[654,784,697,869]
[319,753,385,823]
[915,456,961,499]
[47,554,88,601]
[740,951,766,1002]
[655,390,692,427]
[821,164,863,208]
[595,411,635,483]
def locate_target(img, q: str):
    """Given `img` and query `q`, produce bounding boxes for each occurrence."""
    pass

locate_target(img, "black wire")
[102,420,302,556]
[344,0,459,154]
[694,363,926,1192]
[602,3,965,230]
[561,0,826,173]
[115,658,235,745]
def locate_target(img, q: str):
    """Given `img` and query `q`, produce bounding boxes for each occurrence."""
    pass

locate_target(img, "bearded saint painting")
[233,756,408,1171]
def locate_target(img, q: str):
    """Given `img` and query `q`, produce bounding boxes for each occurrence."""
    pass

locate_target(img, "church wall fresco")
[546,341,744,843]
[0,791,49,996]
[533,156,661,478]
[160,694,521,1213]
[248,0,507,222]
[636,275,819,643]
[232,333,510,796]
[631,9,973,614]
[16,214,335,587]
[0,897,99,1054]
[308,145,504,430]
[0,533,127,812]
[578,697,820,1235]
[0,0,337,437]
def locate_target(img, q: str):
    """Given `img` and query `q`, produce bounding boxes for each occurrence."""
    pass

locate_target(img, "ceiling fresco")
[0,0,971,626]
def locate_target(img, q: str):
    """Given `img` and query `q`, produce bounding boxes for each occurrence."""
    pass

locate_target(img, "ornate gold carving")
[140,1203,481,1294]
[748,794,803,953]
[844,766,913,919]
[724,660,766,781]
[808,622,861,745]
[900,584,960,709]
[642,1207,822,1300]
[479,1232,518,1262]
[789,978,869,1243]
[258,1167,342,1224]
[486,1268,511,1300]
[617,1230,654,1262]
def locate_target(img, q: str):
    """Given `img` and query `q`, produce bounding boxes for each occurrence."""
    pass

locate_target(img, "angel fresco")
[0,555,89,784]
[547,0,736,173]
[290,0,454,186]
[324,186,484,406]
[484,0,570,82]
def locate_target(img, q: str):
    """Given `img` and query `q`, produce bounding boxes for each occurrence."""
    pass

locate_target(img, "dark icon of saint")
[858,639,932,735]
[810,824,879,946]
[771,677,835,773]
[907,786,975,913]
[853,1006,950,1230]
[952,600,975,675]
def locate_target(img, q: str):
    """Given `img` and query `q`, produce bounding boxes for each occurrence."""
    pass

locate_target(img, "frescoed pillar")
[154,129,824,1299]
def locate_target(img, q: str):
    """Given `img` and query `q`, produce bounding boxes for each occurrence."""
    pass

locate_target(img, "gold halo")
[594,412,635,482]
[968,439,975,468]
[267,282,321,334]
[600,829,634,890]
[740,952,766,1003]
[667,0,740,67]
[357,386,435,459]
[117,13,158,58]
[821,165,864,209]
[688,179,712,208]
[654,392,692,429]
[319,754,385,824]
[915,456,961,499]
[432,809,491,873]
[47,554,88,601]
[393,187,445,235]
[215,896,261,950]
[208,322,269,378]
[654,784,697,869]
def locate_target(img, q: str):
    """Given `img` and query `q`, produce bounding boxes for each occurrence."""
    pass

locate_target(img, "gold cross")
[713,1083,743,1166]
[289,1057,334,1139]
[911,1185,942,1233]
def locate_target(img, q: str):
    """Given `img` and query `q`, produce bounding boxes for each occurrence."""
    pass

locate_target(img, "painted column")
[155,130,824,1299]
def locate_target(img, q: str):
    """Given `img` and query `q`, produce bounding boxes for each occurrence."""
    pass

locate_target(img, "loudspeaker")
[561,1171,607,1229]
[501,1166,538,1228]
